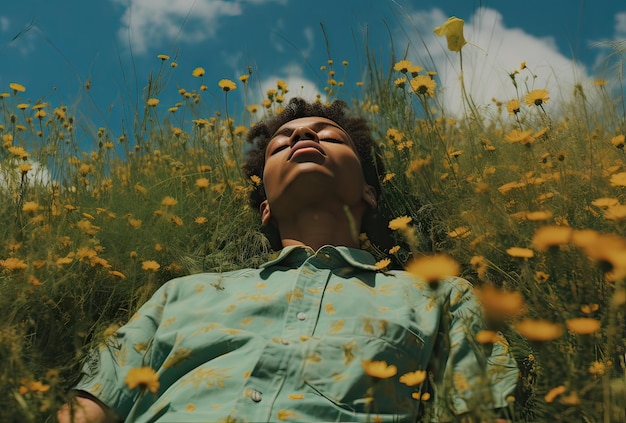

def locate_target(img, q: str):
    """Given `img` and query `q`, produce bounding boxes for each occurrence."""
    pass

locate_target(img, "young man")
[58,98,518,422]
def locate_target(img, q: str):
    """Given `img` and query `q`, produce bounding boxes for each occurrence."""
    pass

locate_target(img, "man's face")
[260,116,375,226]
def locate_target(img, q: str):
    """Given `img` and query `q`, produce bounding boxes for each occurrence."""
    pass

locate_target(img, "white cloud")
[258,62,322,104]
[615,12,626,38]
[398,7,591,117]
[0,16,10,32]
[112,0,283,54]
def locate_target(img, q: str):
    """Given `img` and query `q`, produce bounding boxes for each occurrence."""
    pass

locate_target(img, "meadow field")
[1,19,625,422]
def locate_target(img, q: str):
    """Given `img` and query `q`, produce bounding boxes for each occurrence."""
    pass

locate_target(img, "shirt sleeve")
[73,281,171,419]
[429,278,519,418]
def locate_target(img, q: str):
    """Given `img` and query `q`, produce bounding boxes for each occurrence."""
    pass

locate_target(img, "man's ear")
[259,200,272,227]
[363,185,377,209]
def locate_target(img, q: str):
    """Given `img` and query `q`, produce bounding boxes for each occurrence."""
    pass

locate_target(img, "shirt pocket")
[302,318,428,416]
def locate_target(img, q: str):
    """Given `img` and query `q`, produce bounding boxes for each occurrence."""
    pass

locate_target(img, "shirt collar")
[260,245,379,271]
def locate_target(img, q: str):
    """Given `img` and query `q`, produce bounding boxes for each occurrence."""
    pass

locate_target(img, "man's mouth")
[288,141,326,161]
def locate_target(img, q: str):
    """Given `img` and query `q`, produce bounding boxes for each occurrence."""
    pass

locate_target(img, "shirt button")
[250,389,262,402]
[296,311,307,321]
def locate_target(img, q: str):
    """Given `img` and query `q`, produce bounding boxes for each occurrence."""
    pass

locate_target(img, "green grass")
[1,33,625,422]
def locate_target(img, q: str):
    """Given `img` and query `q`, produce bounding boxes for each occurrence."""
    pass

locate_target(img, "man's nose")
[289,126,319,146]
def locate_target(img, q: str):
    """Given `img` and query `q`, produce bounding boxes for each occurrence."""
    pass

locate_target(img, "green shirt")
[75,245,518,422]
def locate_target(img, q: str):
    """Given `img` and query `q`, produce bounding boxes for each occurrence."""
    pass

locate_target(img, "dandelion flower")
[611,134,625,149]
[146,98,159,107]
[476,330,502,345]
[433,16,467,52]
[407,65,424,76]
[10,82,26,93]
[142,260,161,272]
[505,129,533,144]
[592,197,620,209]
[514,319,563,341]
[506,247,534,259]
[218,79,237,92]
[604,204,626,221]
[399,370,427,386]
[394,77,407,88]
[22,201,39,213]
[161,196,178,207]
[609,172,626,187]
[393,60,413,73]
[524,89,550,106]
[157,54,170,60]
[192,67,205,77]
[195,178,210,190]
[389,245,400,254]
[532,226,572,251]
[239,74,250,83]
[506,99,520,115]
[588,361,606,376]
[125,366,160,393]
[0,257,28,271]
[362,360,397,379]
[476,286,524,320]
[525,211,553,221]
[406,254,460,284]
[544,385,566,403]
[388,216,412,231]
[374,258,391,270]
[565,318,601,335]
[410,76,436,97]
[194,216,208,225]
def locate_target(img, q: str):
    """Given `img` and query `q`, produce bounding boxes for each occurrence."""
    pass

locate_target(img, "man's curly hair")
[243,97,384,211]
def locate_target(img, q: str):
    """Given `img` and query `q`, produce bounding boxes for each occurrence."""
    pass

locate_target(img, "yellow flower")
[523,89,550,106]
[399,370,427,386]
[506,99,520,115]
[610,134,625,149]
[362,360,397,379]
[407,65,424,76]
[109,270,127,279]
[389,245,400,254]
[161,196,178,207]
[410,75,436,97]
[218,79,237,92]
[10,82,26,93]
[141,260,161,272]
[388,216,412,231]
[588,361,606,376]
[406,254,460,284]
[476,330,501,344]
[0,257,28,271]
[433,16,467,52]
[146,98,159,107]
[125,366,160,393]
[531,226,572,251]
[505,129,533,144]
[239,74,250,83]
[592,197,620,209]
[192,67,205,77]
[394,77,407,88]
[506,247,534,258]
[476,285,525,320]
[22,201,39,213]
[610,172,626,187]
[565,318,601,335]
[514,319,563,341]
[195,178,210,190]
[544,385,566,403]
[393,60,413,73]
[157,54,170,60]
[374,258,391,270]
[194,216,208,225]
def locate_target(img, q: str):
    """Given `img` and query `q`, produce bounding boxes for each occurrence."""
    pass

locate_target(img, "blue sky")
[1,0,625,141]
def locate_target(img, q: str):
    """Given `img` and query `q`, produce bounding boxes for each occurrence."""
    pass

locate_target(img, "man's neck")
[275,206,363,251]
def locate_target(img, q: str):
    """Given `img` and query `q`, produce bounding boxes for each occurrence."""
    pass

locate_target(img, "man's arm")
[57,392,119,423]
